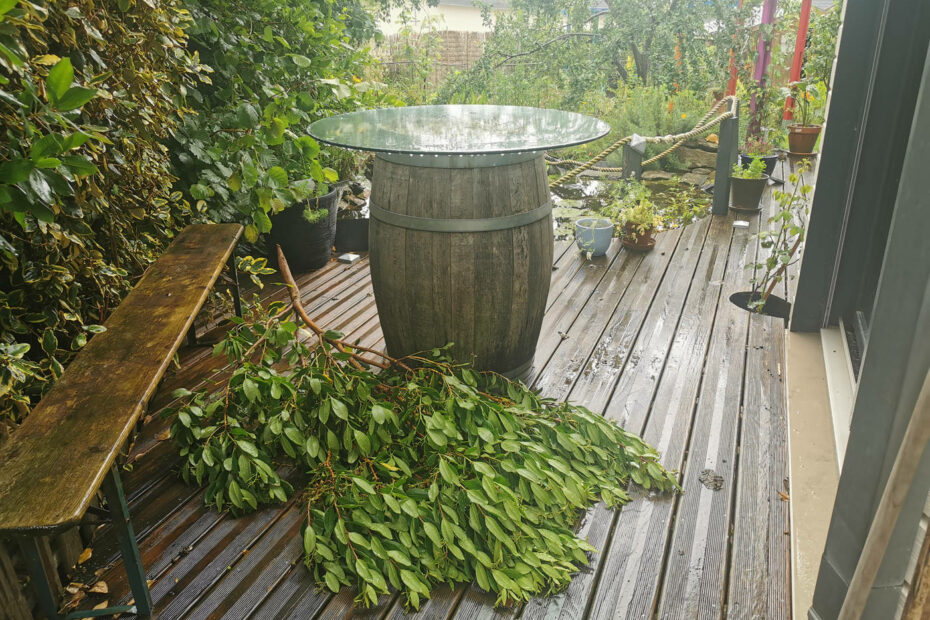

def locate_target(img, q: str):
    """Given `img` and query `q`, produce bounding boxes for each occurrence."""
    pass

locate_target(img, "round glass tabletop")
[308,105,610,156]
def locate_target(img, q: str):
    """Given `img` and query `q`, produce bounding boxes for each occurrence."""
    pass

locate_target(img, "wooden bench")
[0,224,243,619]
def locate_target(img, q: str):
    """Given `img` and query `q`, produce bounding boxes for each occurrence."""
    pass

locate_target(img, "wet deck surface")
[76,162,792,619]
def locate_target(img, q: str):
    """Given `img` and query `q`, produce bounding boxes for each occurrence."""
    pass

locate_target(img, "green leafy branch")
[165,250,680,609]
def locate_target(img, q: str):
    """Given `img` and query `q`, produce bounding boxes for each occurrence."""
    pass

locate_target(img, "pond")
[550,174,713,240]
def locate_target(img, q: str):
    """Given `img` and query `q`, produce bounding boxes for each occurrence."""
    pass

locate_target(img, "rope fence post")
[622,134,646,180]
[713,99,740,216]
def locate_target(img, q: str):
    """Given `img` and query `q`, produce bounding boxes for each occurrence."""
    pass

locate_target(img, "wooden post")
[713,100,739,216]
[622,134,645,180]
[838,369,930,619]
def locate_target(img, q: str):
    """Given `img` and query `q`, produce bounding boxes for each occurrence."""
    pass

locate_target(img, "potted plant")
[267,172,343,272]
[619,197,661,251]
[730,163,812,320]
[785,79,825,155]
[574,217,614,256]
[730,157,769,213]
[739,135,779,177]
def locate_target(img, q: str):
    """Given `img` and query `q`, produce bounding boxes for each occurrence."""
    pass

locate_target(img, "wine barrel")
[369,153,553,376]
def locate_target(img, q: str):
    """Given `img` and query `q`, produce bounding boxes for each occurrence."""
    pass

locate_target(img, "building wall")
[379,4,507,35]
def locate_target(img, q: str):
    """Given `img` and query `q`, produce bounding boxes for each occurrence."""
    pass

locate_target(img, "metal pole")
[17,537,61,620]
[101,466,152,617]
[622,134,645,180]
[713,100,739,216]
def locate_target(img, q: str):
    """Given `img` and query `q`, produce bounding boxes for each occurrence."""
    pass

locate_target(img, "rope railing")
[548,96,738,187]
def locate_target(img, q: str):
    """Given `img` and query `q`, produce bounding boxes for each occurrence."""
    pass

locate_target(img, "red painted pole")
[725,0,745,96]
[784,0,813,120]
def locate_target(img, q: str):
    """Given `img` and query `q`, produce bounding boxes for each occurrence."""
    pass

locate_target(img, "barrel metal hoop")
[369,200,552,233]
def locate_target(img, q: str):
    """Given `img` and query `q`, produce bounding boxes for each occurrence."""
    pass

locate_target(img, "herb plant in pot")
[619,197,661,252]
[730,157,769,213]
[785,79,825,155]
[739,136,779,177]
[731,163,812,320]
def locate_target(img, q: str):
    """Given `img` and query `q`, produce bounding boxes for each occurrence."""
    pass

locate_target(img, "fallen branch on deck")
[164,249,679,609]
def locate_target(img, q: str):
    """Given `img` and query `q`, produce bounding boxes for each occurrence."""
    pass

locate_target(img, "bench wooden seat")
[0,223,242,619]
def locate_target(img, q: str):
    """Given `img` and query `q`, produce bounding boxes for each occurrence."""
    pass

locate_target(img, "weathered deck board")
[69,182,792,619]
[589,213,740,620]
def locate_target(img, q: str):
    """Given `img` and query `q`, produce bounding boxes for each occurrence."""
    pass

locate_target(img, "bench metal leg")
[227,256,243,318]
[100,466,152,617]
[17,537,60,620]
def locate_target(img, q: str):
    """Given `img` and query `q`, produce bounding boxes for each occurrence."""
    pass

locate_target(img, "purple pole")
[749,0,777,136]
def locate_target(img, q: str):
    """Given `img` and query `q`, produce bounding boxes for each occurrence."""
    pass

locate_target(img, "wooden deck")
[72,164,792,619]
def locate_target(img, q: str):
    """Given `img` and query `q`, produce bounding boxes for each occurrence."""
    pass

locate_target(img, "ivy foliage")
[170,0,392,243]
[167,301,679,609]
[0,1,203,423]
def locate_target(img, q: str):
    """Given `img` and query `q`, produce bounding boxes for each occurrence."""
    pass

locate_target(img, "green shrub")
[0,1,203,424]
[171,0,390,244]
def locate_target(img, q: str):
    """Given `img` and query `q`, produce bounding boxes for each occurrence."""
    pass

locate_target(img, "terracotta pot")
[788,125,822,154]
[729,174,769,212]
[621,222,656,251]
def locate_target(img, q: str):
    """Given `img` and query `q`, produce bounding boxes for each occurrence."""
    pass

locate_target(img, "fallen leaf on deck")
[66,582,83,594]
[93,600,109,610]
[89,580,108,594]
[157,429,171,441]
[778,491,790,501]
[78,547,93,564]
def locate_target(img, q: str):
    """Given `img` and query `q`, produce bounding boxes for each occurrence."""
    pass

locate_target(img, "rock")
[677,146,718,169]
[642,170,675,181]
[680,171,710,186]
[706,133,719,144]
[692,167,715,175]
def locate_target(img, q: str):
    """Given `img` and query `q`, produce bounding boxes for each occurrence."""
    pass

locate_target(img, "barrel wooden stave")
[369,155,553,374]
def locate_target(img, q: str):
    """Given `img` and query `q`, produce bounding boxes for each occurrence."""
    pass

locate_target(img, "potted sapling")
[729,157,769,213]
[730,163,812,320]
[574,217,614,257]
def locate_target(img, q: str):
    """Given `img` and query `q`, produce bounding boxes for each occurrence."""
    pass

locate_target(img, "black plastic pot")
[738,153,779,177]
[267,187,341,272]
[730,291,791,322]
[334,217,369,252]
[729,175,769,213]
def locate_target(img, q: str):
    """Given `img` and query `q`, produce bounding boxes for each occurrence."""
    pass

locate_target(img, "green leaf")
[324,571,340,592]
[40,329,57,355]
[266,166,288,188]
[438,459,458,485]
[237,440,259,457]
[0,159,34,183]
[354,429,371,455]
[371,404,389,424]
[331,397,348,420]
[401,498,418,518]
[400,570,429,596]
[46,58,73,102]
[55,86,96,112]
[352,476,376,494]
[242,378,260,402]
